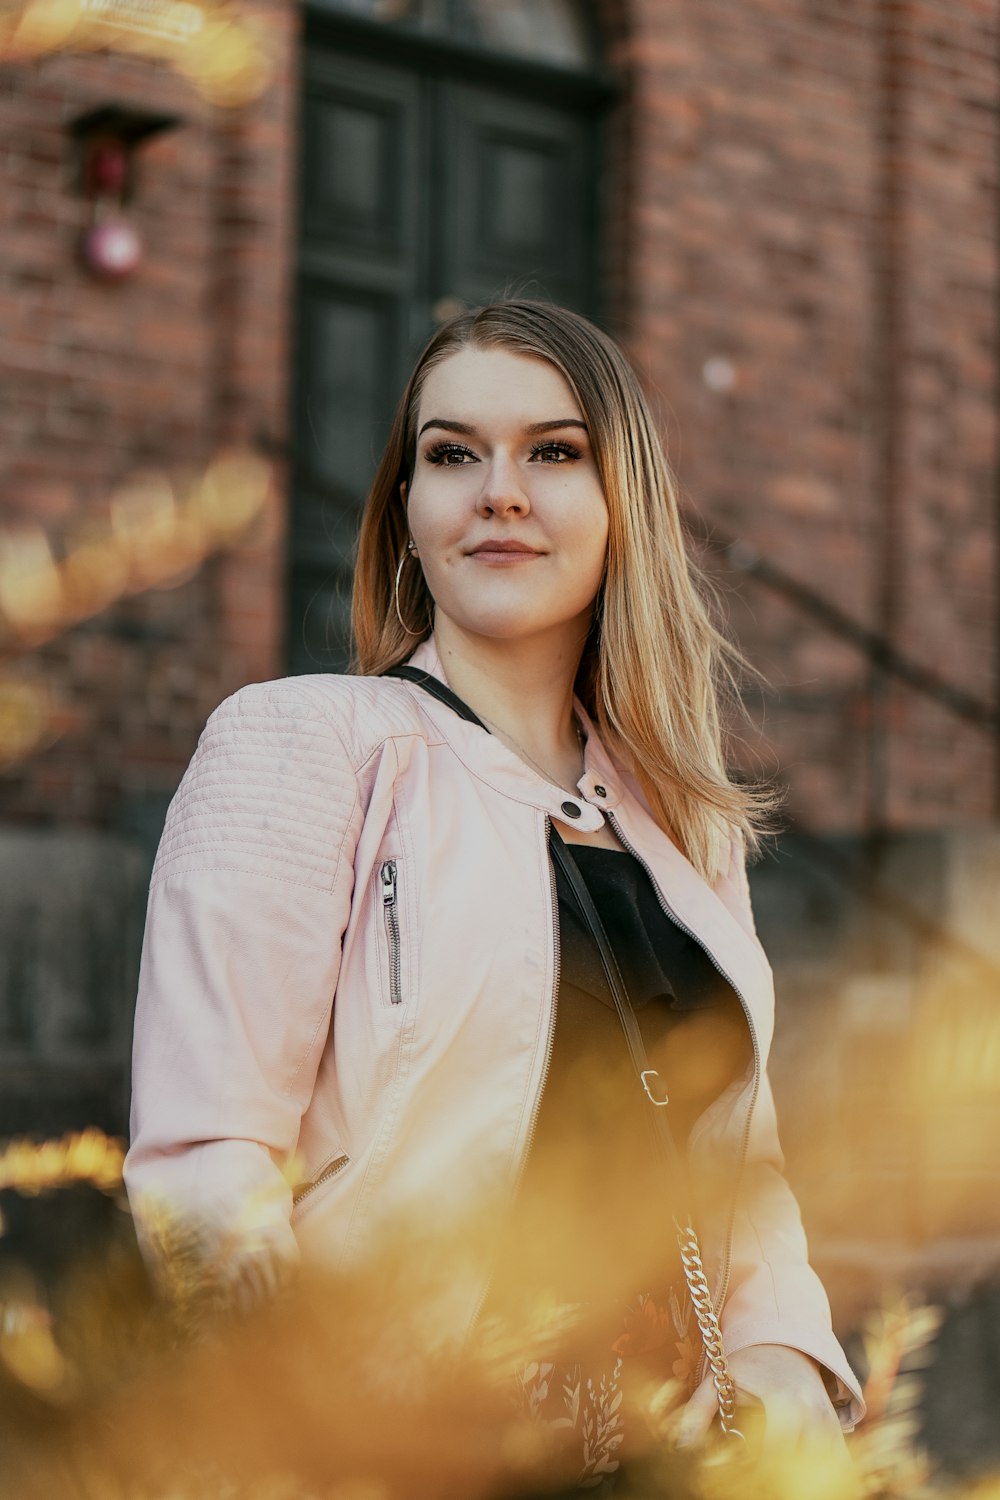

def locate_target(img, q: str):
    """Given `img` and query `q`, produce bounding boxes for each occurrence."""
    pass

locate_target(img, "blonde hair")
[351,299,777,884]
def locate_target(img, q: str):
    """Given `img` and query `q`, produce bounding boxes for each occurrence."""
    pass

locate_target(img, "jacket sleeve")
[122,678,362,1299]
[718,1073,867,1431]
[714,829,868,1433]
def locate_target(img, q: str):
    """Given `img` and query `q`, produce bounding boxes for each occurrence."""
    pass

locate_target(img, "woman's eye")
[531,441,581,463]
[425,442,477,466]
[424,439,582,466]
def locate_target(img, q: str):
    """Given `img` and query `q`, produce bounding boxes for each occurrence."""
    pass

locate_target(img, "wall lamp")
[69,105,182,281]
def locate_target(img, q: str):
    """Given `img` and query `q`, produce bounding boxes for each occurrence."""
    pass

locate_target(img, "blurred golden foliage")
[904,964,1000,1245]
[0,448,274,648]
[0,0,275,106]
[0,444,276,770]
[768,945,1000,1270]
[0,675,73,766]
[0,1126,990,1500]
[0,1126,126,1195]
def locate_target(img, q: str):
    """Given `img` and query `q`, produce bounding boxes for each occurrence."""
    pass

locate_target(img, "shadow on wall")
[0,824,154,1142]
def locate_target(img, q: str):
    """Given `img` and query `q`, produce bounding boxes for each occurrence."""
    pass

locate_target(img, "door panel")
[291,282,402,670]
[291,50,424,673]
[437,84,596,310]
[295,285,398,509]
[300,52,422,263]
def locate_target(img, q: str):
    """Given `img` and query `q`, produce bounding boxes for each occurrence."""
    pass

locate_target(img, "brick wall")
[885,2,997,824]
[0,2,299,827]
[597,0,1000,1333]
[611,0,999,835]
[0,0,996,839]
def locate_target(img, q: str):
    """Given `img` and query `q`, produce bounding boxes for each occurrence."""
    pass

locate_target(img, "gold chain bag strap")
[384,666,744,1440]
[546,826,745,1441]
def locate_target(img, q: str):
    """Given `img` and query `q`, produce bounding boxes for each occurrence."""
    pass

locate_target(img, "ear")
[399,479,408,506]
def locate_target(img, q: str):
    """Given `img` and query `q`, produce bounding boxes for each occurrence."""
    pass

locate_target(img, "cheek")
[406,485,467,553]
[565,493,609,574]
[588,535,610,592]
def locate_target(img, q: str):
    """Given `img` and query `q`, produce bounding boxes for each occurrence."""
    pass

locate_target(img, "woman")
[124,300,865,1489]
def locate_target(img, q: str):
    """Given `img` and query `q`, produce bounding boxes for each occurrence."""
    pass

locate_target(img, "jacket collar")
[402,635,614,832]
[400,635,774,1015]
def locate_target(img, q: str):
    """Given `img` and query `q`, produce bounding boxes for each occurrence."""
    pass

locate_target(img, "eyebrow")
[416,418,589,439]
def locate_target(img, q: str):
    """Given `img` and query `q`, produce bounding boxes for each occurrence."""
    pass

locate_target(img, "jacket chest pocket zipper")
[380,859,403,1005]
[291,1151,350,1207]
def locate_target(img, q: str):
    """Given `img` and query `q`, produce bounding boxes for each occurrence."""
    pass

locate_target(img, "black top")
[547,839,746,1129]
[484,839,750,1314]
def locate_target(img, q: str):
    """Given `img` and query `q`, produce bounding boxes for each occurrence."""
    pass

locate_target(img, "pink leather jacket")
[124,634,866,1430]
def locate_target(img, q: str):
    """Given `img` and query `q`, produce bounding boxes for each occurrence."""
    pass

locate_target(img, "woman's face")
[401,346,609,645]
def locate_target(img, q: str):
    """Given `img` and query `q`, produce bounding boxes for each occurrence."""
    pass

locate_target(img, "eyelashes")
[423,441,476,466]
[423,439,583,467]
[533,440,583,462]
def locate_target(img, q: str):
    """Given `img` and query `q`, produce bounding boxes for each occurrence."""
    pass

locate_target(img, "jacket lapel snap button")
[594,785,607,798]
[560,800,582,818]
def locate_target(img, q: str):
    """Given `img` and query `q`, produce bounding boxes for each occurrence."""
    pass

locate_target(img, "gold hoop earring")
[394,540,424,637]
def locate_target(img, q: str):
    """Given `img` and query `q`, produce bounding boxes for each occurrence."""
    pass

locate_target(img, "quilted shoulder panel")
[151,678,361,894]
[289,671,443,766]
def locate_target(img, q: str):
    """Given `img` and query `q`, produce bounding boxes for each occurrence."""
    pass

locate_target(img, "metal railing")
[681,508,1000,979]
[682,508,1000,734]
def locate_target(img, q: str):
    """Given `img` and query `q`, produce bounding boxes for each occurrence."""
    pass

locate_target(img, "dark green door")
[287,4,610,674]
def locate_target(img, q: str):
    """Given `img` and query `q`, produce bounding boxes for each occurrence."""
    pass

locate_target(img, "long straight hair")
[351,300,777,883]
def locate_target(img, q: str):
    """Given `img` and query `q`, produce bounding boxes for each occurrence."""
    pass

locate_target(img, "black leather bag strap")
[551,821,746,1436]
[546,827,691,1204]
[383,660,745,1435]
[384,664,488,727]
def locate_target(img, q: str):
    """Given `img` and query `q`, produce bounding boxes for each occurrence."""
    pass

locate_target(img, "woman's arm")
[687,829,868,1437]
[123,678,362,1300]
[712,1071,867,1431]
[676,1073,866,1452]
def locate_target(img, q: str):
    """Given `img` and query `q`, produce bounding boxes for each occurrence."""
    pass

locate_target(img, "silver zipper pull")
[380,860,403,1006]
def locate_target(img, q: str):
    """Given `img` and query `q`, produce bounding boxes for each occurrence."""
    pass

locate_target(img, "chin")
[451,610,587,644]
[466,617,550,641]
[434,592,596,644]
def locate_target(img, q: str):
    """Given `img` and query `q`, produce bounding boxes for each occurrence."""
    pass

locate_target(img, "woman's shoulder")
[202,670,435,768]
[151,673,429,892]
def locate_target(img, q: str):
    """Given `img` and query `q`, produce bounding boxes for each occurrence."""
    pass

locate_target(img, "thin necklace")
[477,710,587,797]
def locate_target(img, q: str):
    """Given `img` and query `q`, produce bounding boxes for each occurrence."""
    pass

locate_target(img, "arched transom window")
[314,0,597,69]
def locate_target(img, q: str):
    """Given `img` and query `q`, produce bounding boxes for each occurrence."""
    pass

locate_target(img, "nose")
[476,451,530,518]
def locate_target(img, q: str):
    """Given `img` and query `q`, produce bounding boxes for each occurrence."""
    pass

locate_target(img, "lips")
[467,540,543,556]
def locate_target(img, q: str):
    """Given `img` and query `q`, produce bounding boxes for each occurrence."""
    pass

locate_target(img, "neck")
[431,614,590,765]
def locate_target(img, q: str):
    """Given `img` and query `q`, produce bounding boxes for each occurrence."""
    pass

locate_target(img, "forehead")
[416,346,582,427]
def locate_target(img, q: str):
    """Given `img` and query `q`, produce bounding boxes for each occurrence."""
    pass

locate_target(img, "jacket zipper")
[469,815,562,1331]
[291,1151,350,1207]
[381,859,403,1005]
[604,810,762,1389]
